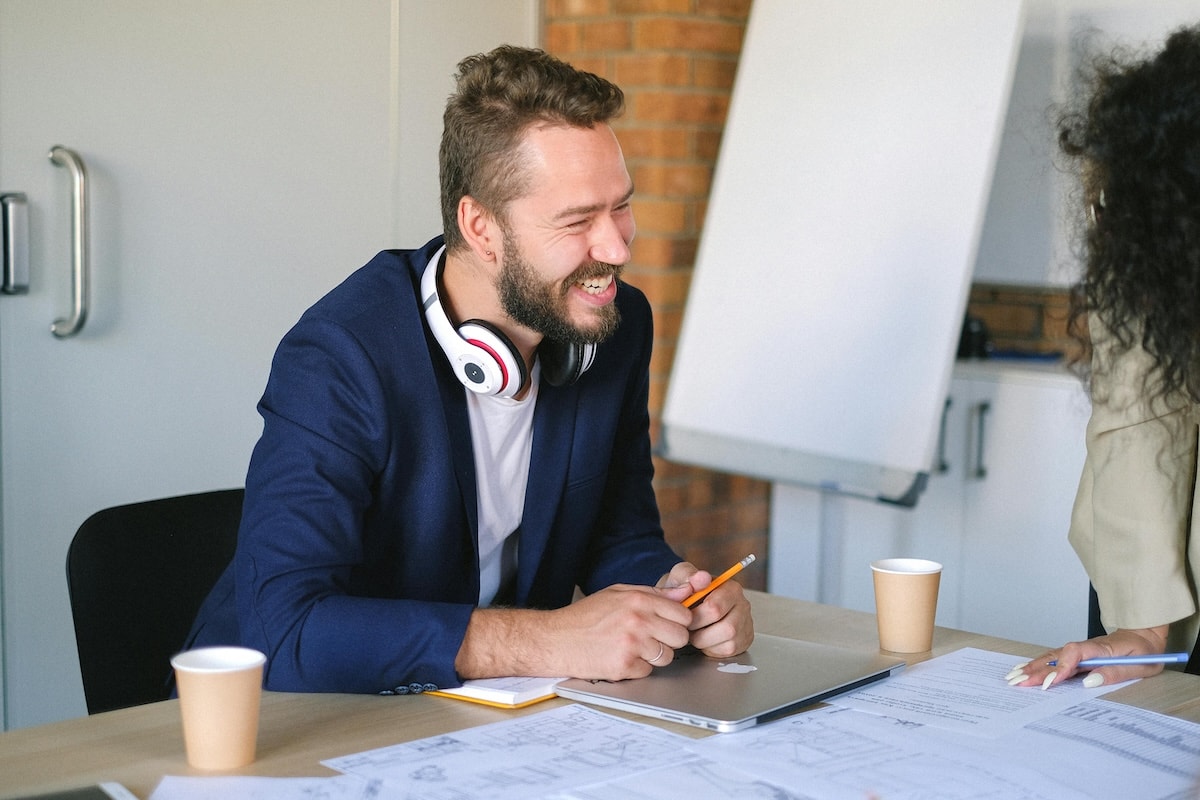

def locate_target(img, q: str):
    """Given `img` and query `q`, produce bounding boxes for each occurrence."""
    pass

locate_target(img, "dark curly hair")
[439,46,625,253]
[1061,25,1200,404]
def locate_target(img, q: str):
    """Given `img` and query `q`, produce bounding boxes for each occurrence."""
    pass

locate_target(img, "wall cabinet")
[768,362,1092,648]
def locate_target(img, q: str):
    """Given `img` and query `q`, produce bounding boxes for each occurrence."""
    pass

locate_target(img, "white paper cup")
[171,646,266,770]
[871,558,942,653]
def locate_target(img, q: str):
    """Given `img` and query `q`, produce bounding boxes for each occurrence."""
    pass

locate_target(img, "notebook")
[428,675,566,709]
[554,633,906,732]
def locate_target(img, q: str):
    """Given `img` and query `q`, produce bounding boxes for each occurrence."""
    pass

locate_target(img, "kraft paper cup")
[171,646,266,770]
[871,558,942,653]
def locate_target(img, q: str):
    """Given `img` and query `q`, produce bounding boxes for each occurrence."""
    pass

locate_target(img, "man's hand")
[455,562,755,682]
[455,583,694,681]
[657,561,755,659]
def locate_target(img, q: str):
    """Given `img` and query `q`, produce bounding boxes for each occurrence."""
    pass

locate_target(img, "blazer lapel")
[435,356,480,567]
[514,380,576,603]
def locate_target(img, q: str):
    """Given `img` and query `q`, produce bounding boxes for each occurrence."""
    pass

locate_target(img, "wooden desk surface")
[3,591,1198,799]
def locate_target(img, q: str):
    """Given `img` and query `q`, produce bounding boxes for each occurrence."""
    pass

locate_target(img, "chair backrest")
[66,489,244,714]
[1087,584,1104,640]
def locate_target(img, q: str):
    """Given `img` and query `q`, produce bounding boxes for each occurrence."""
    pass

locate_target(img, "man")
[184,46,754,694]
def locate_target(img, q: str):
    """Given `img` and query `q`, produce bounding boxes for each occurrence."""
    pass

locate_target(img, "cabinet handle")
[973,400,991,479]
[1,192,29,294]
[48,145,89,338]
[935,396,951,474]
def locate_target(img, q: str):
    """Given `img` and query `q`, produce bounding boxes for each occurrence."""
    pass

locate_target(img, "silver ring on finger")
[647,642,666,665]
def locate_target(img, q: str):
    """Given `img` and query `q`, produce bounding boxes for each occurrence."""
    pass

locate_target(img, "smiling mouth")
[578,274,614,295]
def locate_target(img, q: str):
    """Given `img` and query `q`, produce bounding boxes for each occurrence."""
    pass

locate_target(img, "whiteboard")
[660,0,1025,505]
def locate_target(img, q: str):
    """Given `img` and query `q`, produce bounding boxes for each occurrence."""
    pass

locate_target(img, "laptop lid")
[554,633,906,733]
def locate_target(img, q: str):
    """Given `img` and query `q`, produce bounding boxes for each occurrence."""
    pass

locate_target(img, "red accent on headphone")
[466,337,510,390]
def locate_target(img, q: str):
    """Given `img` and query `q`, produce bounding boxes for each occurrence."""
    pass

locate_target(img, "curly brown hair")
[438,46,625,253]
[1061,25,1200,403]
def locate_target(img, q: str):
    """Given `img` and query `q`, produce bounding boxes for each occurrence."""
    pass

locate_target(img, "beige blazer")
[1069,316,1200,652]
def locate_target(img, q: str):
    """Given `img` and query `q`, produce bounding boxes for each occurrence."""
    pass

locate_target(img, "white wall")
[974,0,1200,286]
[0,0,536,731]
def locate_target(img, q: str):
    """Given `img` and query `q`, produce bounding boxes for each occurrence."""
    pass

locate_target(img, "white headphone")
[421,246,598,396]
[422,246,527,398]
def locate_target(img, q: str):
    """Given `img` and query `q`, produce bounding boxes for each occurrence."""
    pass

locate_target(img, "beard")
[497,231,622,345]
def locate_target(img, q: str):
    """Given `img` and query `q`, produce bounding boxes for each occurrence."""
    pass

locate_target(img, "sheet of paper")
[693,704,1095,799]
[545,756,804,800]
[829,646,1129,736]
[693,697,1200,799]
[149,775,381,800]
[986,698,1200,798]
[323,703,699,800]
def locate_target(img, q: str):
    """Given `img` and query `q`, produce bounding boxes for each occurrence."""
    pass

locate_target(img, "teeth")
[579,274,613,295]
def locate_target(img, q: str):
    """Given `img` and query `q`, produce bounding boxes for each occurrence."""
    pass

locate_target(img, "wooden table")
[3,591,1199,798]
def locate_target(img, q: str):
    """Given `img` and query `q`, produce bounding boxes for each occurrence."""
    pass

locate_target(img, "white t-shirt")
[466,367,537,607]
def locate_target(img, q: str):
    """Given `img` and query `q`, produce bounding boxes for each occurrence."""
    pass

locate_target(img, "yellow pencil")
[682,554,755,608]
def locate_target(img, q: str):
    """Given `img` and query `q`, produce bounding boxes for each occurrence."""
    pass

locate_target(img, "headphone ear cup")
[421,245,527,398]
[457,320,528,399]
[539,339,597,387]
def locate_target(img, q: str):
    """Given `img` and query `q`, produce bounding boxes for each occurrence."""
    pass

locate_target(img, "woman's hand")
[1006,626,1170,689]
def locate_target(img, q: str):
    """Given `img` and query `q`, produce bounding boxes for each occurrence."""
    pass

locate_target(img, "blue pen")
[1046,652,1190,668]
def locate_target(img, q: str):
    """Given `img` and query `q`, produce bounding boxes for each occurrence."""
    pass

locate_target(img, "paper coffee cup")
[171,646,266,770]
[871,558,942,653]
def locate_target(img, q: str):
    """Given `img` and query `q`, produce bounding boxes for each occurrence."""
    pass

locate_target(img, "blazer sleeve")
[234,314,474,694]
[1068,314,1200,632]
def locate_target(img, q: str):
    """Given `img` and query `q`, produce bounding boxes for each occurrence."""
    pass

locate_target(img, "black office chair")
[1087,584,1105,640]
[65,488,244,714]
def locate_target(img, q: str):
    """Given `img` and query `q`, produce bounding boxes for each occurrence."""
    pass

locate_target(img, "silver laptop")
[554,633,905,733]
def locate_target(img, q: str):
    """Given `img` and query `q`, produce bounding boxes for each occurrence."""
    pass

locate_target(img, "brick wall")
[966,284,1078,360]
[543,0,768,590]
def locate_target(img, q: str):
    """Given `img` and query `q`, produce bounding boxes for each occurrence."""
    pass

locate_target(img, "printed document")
[829,646,1129,736]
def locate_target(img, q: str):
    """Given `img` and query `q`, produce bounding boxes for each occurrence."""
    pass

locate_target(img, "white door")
[0,0,535,729]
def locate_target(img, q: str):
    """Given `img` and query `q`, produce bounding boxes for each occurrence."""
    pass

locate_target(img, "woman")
[1009,24,1200,690]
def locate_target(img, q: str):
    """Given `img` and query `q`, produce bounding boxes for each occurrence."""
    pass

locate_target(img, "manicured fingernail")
[1083,672,1105,689]
[1006,672,1028,686]
[1041,671,1057,690]
[1004,665,1027,681]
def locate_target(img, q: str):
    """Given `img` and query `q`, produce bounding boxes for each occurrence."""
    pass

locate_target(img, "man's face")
[497,229,622,345]
[494,123,636,345]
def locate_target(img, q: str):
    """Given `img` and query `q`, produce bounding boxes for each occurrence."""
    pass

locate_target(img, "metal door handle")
[935,396,952,474]
[49,145,89,337]
[972,400,991,479]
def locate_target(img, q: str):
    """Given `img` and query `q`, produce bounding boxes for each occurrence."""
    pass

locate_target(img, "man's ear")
[457,195,499,262]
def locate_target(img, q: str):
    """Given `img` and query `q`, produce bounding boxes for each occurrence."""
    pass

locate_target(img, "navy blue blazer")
[186,236,681,694]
